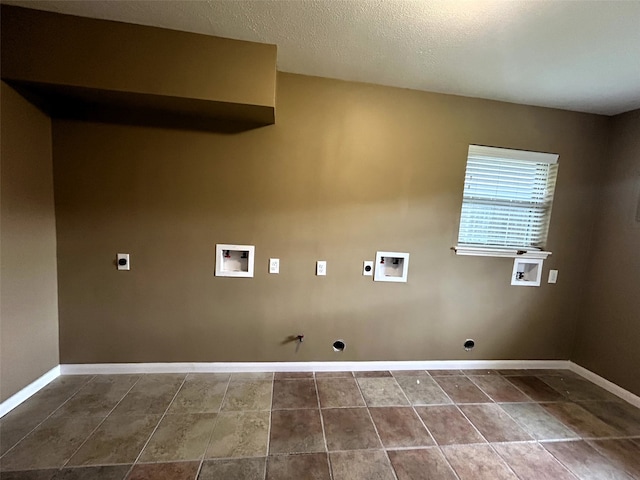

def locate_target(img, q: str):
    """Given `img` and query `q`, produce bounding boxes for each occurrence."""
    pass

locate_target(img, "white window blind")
[457,145,559,252]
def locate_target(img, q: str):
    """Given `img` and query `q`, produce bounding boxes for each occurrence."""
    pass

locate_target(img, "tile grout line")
[263,372,274,480]
[195,372,234,480]
[352,374,400,480]
[395,372,463,480]
[313,372,334,480]
[59,374,140,472]
[404,372,463,480]
[0,374,96,462]
[126,374,189,470]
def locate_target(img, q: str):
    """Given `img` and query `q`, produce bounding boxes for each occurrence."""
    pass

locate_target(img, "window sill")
[453,245,552,259]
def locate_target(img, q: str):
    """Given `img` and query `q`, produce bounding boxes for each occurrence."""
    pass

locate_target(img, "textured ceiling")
[4,0,640,115]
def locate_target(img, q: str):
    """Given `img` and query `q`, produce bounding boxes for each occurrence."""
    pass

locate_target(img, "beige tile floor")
[1,369,640,479]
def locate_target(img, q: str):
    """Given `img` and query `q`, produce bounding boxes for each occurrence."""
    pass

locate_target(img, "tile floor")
[1,369,640,479]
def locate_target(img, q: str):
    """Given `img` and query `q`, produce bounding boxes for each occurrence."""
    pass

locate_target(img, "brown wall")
[1,82,59,401]
[53,73,609,364]
[573,109,640,396]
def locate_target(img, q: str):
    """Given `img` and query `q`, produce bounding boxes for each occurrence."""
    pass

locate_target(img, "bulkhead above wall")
[0,5,277,132]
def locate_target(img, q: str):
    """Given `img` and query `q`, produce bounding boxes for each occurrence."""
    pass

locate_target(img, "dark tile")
[266,453,330,480]
[126,462,198,480]
[388,448,458,480]
[468,375,531,402]
[329,450,395,480]
[542,440,634,479]
[578,401,640,436]
[111,374,185,415]
[504,376,566,402]
[493,442,576,480]
[542,402,621,438]
[274,372,314,379]
[391,370,427,376]
[443,444,518,480]
[1,416,103,471]
[221,380,272,411]
[395,375,451,405]
[316,377,365,408]
[433,376,491,403]
[356,378,409,406]
[460,404,532,442]
[206,411,269,458]
[139,413,216,462]
[321,408,380,451]
[314,372,353,378]
[0,377,92,455]
[198,458,265,480]
[588,439,640,478]
[52,465,131,479]
[462,369,498,376]
[369,407,433,448]
[272,380,318,410]
[415,405,485,445]
[540,376,621,403]
[1,417,40,456]
[427,370,464,376]
[0,470,57,480]
[167,374,229,414]
[500,403,577,440]
[497,369,532,376]
[52,375,139,418]
[353,371,392,378]
[230,372,273,381]
[66,415,160,466]
[269,409,324,454]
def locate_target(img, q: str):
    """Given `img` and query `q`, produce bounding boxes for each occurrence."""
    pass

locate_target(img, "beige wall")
[1,82,59,401]
[53,73,609,364]
[573,109,640,396]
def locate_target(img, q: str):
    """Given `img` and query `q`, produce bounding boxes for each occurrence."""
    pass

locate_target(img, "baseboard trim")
[0,366,61,418]
[60,359,571,375]
[6,361,639,418]
[569,362,640,408]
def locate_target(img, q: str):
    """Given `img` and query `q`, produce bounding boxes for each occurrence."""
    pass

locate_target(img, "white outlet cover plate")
[117,253,130,271]
[269,258,280,274]
[363,260,374,276]
[316,261,327,276]
[548,269,558,283]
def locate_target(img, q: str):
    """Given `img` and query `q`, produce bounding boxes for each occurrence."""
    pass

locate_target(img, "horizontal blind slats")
[458,149,558,249]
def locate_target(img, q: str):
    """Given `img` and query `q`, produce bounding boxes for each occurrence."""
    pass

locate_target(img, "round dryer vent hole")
[464,339,475,351]
[332,340,346,352]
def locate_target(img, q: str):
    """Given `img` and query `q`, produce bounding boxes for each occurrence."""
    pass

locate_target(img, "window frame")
[454,145,559,259]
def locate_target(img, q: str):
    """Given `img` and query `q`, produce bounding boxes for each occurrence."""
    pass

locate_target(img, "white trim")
[569,362,640,409]
[469,145,559,164]
[454,245,552,259]
[60,360,571,375]
[0,366,60,418]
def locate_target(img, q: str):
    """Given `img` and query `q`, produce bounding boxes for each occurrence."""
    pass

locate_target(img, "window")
[455,145,559,259]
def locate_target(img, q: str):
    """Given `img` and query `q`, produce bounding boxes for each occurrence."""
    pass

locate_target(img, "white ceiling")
[4,0,640,115]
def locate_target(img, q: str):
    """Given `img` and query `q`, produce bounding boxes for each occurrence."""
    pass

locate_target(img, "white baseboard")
[60,359,571,375]
[0,366,60,418]
[569,361,640,409]
[6,361,637,419]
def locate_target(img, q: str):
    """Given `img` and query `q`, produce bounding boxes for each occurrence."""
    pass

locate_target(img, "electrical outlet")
[548,269,558,284]
[269,258,280,274]
[117,253,130,271]
[363,260,373,276]
[316,260,326,276]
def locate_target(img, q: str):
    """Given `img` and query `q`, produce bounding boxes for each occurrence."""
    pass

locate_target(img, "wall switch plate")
[548,269,558,283]
[363,260,374,276]
[117,253,130,271]
[269,258,280,274]
[316,260,326,276]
